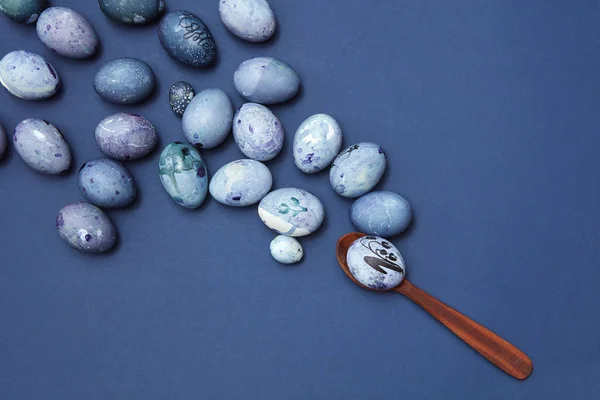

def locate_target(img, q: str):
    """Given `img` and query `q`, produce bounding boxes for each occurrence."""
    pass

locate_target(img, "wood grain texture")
[336,232,533,380]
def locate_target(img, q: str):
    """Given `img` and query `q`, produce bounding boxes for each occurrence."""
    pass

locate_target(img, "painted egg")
[234,57,300,104]
[219,0,276,43]
[0,0,45,24]
[209,159,272,207]
[258,188,324,237]
[93,57,155,104]
[350,191,412,238]
[182,88,233,149]
[158,10,217,68]
[13,118,71,175]
[347,235,406,291]
[0,124,6,160]
[56,202,117,253]
[169,81,194,117]
[78,158,137,208]
[270,235,303,264]
[0,50,59,100]
[158,142,208,209]
[233,103,283,161]
[95,113,157,161]
[36,7,98,59]
[98,0,164,25]
[330,142,386,198]
[293,114,342,174]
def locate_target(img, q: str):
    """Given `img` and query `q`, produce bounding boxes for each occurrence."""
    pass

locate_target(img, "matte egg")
[0,0,46,24]
[13,118,71,174]
[0,50,59,100]
[36,7,98,59]
[219,0,276,43]
[233,103,283,161]
[293,114,342,174]
[234,57,300,104]
[56,202,117,253]
[93,57,155,105]
[330,142,386,198]
[270,235,303,264]
[258,188,324,237]
[209,159,272,207]
[182,88,233,149]
[98,0,164,25]
[350,191,412,238]
[78,158,137,208]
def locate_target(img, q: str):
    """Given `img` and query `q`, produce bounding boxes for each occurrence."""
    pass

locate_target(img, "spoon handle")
[395,279,533,380]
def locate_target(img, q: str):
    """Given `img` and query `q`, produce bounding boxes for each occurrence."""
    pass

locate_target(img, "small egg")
[270,235,303,264]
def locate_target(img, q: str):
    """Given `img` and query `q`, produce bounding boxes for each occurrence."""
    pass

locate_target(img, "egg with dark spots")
[182,88,233,149]
[209,159,272,207]
[0,0,46,24]
[0,50,59,100]
[293,114,343,174]
[98,0,164,25]
[78,158,137,208]
[13,118,71,175]
[95,113,158,161]
[93,58,155,105]
[233,103,283,161]
[56,202,117,253]
[36,7,98,59]
[330,142,386,198]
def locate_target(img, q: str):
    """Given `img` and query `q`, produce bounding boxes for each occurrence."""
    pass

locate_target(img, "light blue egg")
[258,188,324,237]
[350,191,412,238]
[13,118,71,175]
[293,114,342,174]
[233,103,284,161]
[347,235,405,291]
[270,235,303,264]
[234,57,299,104]
[159,142,208,209]
[209,159,272,207]
[329,142,386,198]
[182,88,233,149]
[0,50,59,100]
[78,158,137,208]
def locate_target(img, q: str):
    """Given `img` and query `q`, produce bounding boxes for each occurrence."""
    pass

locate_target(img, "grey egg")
[169,81,195,117]
[93,57,155,105]
[98,0,164,25]
[95,113,158,161]
[234,57,300,104]
[350,191,412,238]
[182,88,233,149]
[0,50,59,100]
[219,0,276,42]
[36,7,98,59]
[78,158,137,208]
[13,118,71,175]
[56,202,117,253]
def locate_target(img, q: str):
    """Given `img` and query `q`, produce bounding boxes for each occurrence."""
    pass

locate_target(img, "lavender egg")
[13,118,71,175]
[330,142,386,198]
[233,103,283,161]
[0,50,59,100]
[56,202,116,253]
[95,113,158,161]
[78,158,137,208]
[347,235,406,291]
[36,7,98,59]
[293,114,343,174]
[219,0,276,43]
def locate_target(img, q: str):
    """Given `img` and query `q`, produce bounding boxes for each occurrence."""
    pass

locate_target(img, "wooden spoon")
[336,232,533,380]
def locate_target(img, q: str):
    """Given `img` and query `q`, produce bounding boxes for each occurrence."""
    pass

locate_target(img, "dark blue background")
[1,1,599,398]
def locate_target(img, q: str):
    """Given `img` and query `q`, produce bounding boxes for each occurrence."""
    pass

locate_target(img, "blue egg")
[98,0,164,25]
[350,191,412,238]
[93,58,155,105]
[209,159,272,207]
[234,57,300,104]
[293,114,342,174]
[0,0,45,24]
[347,235,405,291]
[158,10,217,68]
[78,158,137,208]
[56,202,117,253]
[233,103,284,161]
[329,142,386,198]
[258,188,324,237]
[0,50,59,100]
[182,88,233,149]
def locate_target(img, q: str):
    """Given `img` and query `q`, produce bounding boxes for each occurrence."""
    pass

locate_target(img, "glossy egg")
[209,159,272,207]
[98,0,164,25]
[56,202,117,253]
[258,188,324,237]
[36,7,98,59]
[347,235,405,291]
[0,50,59,100]
[78,158,137,208]
[169,81,194,117]
[95,113,158,161]
[270,235,303,264]
[0,0,46,24]
[234,57,300,104]
[13,118,71,174]
[350,191,412,237]
[182,88,233,149]
[330,142,386,198]
[293,114,342,174]
[233,103,283,161]
[219,0,276,42]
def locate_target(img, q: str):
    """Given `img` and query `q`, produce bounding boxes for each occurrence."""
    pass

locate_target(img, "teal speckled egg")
[158,142,208,209]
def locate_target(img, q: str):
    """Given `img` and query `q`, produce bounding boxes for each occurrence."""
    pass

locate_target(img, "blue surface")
[1,1,599,398]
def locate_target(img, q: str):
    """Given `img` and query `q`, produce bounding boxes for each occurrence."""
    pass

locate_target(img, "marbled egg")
[0,124,6,160]
[182,88,233,149]
[169,81,194,117]
[270,235,303,264]
[158,10,217,68]
[293,114,342,174]
[56,202,116,253]
[0,0,45,24]
[93,57,155,104]
[330,142,386,198]
[350,191,412,238]
[0,50,58,100]
[36,7,98,59]
[233,103,283,161]
[219,0,276,43]
[95,113,157,161]
[209,159,272,207]
[159,142,208,209]
[234,57,300,104]
[13,118,71,174]
[98,0,164,25]
[258,188,324,237]
[78,158,137,208]
[347,235,406,290]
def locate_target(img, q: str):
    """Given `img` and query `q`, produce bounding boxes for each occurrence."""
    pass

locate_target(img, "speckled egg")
[0,0,45,24]
[0,50,59,100]
[158,10,217,68]
[78,158,137,208]
[98,0,164,25]
[258,188,324,237]
[350,191,412,238]
[209,159,272,207]
[293,114,342,174]
[159,142,208,209]
[0,124,6,160]
[182,88,233,149]
[234,57,300,104]
[270,235,303,264]
[233,103,283,161]
[56,202,116,253]
[169,81,194,117]
[330,142,386,198]
[347,235,405,291]
[36,7,98,59]
[95,113,157,161]
[13,118,71,174]
[219,0,276,43]
[93,57,155,104]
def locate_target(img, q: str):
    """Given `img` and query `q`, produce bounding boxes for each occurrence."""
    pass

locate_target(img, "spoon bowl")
[336,232,533,380]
